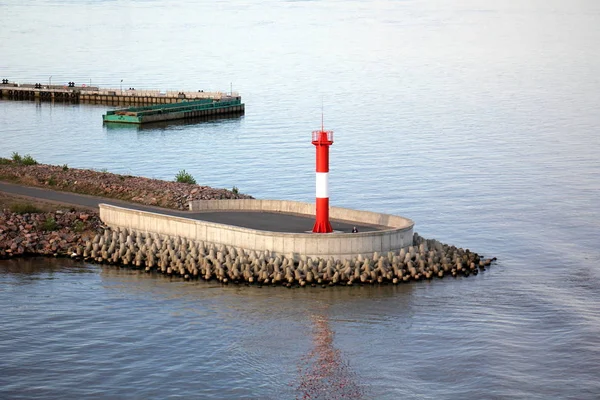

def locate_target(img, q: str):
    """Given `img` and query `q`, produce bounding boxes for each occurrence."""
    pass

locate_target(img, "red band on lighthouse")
[312,129,333,233]
[315,145,329,172]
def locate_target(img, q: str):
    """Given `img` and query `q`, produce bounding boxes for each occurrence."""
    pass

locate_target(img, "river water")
[1,0,599,398]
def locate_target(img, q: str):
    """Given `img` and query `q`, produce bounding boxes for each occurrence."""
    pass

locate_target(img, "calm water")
[1,0,600,398]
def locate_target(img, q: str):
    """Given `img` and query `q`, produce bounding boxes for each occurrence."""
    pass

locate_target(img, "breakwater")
[76,227,495,286]
[0,206,495,286]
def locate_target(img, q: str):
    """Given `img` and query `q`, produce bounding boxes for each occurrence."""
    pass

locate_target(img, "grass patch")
[47,176,57,186]
[73,220,85,233]
[7,152,38,165]
[41,217,59,231]
[10,203,42,214]
[21,154,38,166]
[175,169,196,185]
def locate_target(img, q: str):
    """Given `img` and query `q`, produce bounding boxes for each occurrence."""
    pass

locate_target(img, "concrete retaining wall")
[99,200,414,260]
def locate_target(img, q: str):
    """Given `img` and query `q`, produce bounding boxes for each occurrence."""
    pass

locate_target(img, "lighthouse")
[312,124,334,233]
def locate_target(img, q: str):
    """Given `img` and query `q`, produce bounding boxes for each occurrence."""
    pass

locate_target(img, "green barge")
[102,97,244,124]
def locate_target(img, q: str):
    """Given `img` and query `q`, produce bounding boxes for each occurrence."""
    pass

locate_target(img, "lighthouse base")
[313,197,333,233]
[312,220,333,233]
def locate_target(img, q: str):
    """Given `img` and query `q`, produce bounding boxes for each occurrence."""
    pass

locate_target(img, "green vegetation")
[10,203,42,214]
[8,152,38,165]
[47,176,57,186]
[41,217,59,231]
[232,186,239,195]
[21,154,38,166]
[73,220,85,233]
[175,169,196,185]
[0,157,11,165]
[62,164,69,171]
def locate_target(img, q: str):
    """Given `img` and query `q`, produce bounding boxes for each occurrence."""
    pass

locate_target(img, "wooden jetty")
[102,98,244,125]
[0,80,239,106]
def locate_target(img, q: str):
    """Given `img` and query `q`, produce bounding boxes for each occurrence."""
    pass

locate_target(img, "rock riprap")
[0,209,101,258]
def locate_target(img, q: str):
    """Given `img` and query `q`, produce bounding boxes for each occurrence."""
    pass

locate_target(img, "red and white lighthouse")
[312,125,334,233]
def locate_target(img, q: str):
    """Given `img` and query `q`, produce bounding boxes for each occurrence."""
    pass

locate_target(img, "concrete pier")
[0,81,238,106]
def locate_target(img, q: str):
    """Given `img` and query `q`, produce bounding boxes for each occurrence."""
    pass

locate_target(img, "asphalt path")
[0,181,382,234]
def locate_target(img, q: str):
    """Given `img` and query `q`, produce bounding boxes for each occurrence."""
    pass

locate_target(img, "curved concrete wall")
[99,200,414,260]
[189,199,413,228]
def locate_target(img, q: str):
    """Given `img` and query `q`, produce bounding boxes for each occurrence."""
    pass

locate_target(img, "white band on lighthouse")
[315,172,329,198]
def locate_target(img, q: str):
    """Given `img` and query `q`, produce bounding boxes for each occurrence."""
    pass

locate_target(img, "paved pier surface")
[0,182,382,234]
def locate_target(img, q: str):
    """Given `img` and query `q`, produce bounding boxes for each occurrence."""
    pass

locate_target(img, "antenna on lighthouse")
[321,97,324,131]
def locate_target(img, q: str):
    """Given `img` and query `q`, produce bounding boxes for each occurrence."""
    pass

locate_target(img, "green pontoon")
[102,98,244,124]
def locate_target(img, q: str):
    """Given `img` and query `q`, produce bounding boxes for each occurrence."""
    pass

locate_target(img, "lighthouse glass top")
[311,130,334,144]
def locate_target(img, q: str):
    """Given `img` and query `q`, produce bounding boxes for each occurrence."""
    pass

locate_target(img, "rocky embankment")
[0,209,102,258]
[0,161,252,210]
[75,229,496,286]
